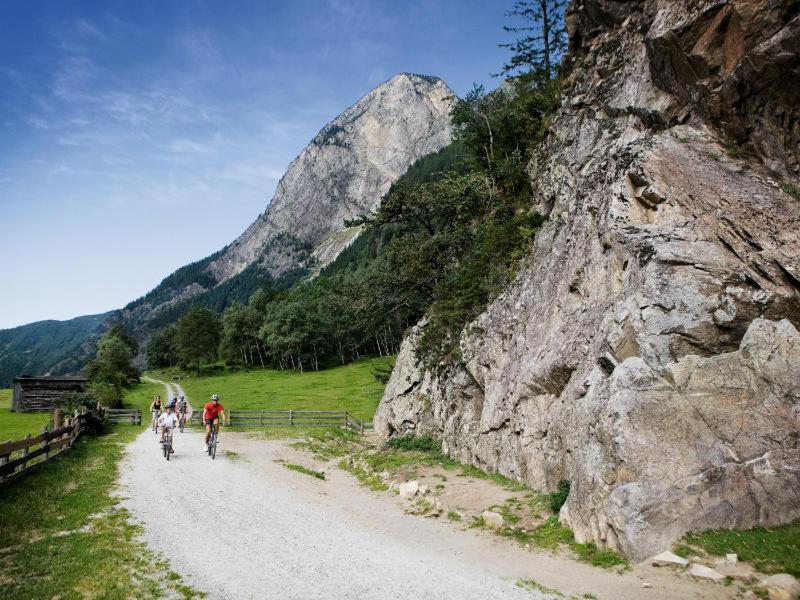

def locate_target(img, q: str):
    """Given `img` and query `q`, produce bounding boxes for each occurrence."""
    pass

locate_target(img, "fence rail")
[192,409,369,434]
[0,406,101,487]
[102,408,142,425]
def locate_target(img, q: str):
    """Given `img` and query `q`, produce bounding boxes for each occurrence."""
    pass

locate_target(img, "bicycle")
[162,428,173,461]
[207,422,219,459]
[178,411,186,433]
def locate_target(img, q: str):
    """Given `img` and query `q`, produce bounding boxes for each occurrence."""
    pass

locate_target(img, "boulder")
[398,481,419,500]
[688,564,726,582]
[651,551,689,568]
[760,574,800,600]
[481,511,505,529]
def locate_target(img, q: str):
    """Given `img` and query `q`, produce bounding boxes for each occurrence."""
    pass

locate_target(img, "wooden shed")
[11,376,88,412]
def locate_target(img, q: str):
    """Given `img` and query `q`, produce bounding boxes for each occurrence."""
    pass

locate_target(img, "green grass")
[447,511,462,522]
[0,425,202,599]
[497,517,629,570]
[682,521,800,577]
[373,435,527,490]
[149,357,392,421]
[279,461,326,480]
[0,389,52,442]
[338,457,388,491]
[122,380,169,428]
[289,427,363,460]
[515,578,563,596]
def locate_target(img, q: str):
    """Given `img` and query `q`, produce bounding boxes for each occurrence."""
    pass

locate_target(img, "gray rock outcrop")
[376,1,800,561]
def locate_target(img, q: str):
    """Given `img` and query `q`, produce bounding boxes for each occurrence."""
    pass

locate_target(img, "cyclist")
[177,396,188,429]
[158,404,178,454]
[202,394,226,452]
[149,396,163,429]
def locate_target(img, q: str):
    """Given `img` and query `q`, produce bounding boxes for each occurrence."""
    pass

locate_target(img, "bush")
[546,479,571,513]
[371,360,395,384]
[385,434,440,453]
[58,392,108,435]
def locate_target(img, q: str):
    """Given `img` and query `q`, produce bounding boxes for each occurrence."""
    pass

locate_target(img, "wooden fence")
[103,408,142,425]
[192,410,369,434]
[0,406,100,487]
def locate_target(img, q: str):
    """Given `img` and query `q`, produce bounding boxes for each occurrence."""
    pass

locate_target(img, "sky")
[0,0,512,330]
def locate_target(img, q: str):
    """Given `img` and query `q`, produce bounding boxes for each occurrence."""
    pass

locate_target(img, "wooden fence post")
[289,410,294,427]
[0,439,10,483]
[20,434,31,470]
[343,411,348,429]
[41,425,49,460]
[53,408,63,431]
[260,410,264,426]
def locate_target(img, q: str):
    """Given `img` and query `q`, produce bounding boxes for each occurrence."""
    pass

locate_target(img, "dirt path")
[119,383,734,599]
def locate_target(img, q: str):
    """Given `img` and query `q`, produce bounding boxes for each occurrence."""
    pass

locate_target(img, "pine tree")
[498,0,567,79]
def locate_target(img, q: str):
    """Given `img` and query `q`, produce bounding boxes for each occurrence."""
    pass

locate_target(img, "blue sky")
[0,0,512,329]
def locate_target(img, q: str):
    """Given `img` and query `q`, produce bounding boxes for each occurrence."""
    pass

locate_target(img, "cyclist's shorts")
[204,418,219,427]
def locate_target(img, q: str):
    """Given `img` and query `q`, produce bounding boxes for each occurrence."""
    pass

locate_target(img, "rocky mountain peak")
[206,72,454,283]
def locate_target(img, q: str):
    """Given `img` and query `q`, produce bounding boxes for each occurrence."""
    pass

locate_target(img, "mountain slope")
[32,73,454,375]
[0,312,111,387]
[120,72,453,333]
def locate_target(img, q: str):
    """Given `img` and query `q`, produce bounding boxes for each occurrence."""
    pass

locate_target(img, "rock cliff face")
[376,1,800,560]
[207,73,454,281]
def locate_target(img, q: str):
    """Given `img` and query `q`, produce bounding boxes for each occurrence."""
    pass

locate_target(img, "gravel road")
[119,382,730,600]
[118,425,556,600]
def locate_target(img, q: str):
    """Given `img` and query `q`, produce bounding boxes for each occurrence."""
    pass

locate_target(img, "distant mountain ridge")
[0,312,112,387]
[4,73,454,379]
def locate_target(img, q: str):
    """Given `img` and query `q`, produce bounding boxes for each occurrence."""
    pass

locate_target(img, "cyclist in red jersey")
[202,394,226,451]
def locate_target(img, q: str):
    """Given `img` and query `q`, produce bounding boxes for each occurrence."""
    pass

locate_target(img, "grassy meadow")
[0,393,200,598]
[0,388,52,442]
[150,357,393,421]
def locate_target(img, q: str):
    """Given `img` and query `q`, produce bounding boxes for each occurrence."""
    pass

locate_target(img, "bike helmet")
[211,394,220,401]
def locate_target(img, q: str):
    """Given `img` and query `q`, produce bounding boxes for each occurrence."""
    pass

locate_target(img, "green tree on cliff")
[498,0,567,78]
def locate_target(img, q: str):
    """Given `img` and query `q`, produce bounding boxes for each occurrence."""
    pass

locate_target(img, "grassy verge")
[675,522,800,577]
[278,461,326,480]
[0,424,202,599]
[0,389,51,441]
[148,357,392,421]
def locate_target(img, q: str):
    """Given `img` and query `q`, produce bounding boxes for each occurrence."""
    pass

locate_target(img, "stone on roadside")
[398,481,419,500]
[726,553,738,565]
[419,484,429,496]
[642,582,652,589]
[688,564,726,581]
[481,510,505,529]
[760,573,800,600]
[651,551,689,568]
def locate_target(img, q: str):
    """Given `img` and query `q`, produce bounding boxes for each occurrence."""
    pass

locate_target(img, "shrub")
[546,479,570,513]
[385,434,440,453]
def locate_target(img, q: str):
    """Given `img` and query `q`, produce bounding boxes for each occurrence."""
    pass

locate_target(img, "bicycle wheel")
[211,437,216,459]
[166,440,171,461]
